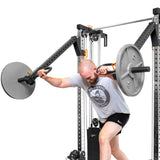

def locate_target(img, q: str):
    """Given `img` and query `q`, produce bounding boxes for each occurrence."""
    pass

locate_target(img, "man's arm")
[37,69,73,88]
[96,66,118,84]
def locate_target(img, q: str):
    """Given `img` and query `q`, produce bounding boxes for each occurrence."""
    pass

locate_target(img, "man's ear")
[93,67,98,73]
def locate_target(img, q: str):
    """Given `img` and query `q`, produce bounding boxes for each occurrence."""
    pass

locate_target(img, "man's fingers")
[98,68,107,75]
[37,69,47,78]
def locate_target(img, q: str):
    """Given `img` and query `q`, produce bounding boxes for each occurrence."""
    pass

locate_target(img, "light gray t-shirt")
[69,73,130,123]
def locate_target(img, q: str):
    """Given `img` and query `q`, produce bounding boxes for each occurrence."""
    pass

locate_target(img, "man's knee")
[99,134,110,145]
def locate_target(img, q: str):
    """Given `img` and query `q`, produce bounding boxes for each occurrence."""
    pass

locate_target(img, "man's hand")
[94,66,118,84]
[98,66,108,75]
[37,69,47,79]
[95,66,110,76]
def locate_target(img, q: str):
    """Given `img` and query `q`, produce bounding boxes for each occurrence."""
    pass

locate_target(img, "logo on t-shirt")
[87,85,110,107]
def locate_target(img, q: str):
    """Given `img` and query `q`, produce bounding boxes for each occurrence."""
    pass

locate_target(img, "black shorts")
[99,113,130,134]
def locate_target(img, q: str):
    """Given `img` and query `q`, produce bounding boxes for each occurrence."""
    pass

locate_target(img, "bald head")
[79,59,96,74]
[79,59,98,84]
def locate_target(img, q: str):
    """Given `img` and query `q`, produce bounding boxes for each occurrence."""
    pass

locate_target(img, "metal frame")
[1,6,160,160]
[66,24,107,160]
[152,9,160,160]
[77,28,86,158]
[13,7,158,160]
[152,46,160,160]
[77,25,105,160]
[74,7,160,160]
[94,17,153,30]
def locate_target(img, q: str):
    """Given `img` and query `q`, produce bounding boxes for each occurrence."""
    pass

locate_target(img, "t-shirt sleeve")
[68,73,83,87]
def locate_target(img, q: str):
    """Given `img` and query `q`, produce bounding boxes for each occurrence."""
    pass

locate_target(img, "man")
[37,59,130,160]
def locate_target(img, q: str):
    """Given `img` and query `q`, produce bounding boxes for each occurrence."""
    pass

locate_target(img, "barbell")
[1,44,150,99]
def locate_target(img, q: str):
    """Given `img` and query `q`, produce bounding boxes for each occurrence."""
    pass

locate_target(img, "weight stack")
[87,127,100,160]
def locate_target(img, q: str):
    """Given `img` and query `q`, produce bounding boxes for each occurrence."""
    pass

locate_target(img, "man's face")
[80,69,98,84]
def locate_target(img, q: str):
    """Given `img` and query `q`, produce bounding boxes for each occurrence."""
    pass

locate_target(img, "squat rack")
[66,7,160,160]
[1,6,160,160]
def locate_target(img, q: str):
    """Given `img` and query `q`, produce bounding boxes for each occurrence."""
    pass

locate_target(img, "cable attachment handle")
[34,66,52,79]
[44,66,52,75]
[96,63,116,74]
[33,66,52,80]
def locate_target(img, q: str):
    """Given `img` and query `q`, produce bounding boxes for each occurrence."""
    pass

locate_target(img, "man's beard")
[90,73,98,84]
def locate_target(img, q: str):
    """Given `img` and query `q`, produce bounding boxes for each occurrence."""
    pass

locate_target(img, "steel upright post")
[152,8,160,160]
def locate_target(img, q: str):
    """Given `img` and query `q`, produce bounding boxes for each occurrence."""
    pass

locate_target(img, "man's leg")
[110,135,128,160]
[99,121,122,160]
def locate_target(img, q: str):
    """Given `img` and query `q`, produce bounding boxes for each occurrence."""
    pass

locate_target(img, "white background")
[0,0,159,160]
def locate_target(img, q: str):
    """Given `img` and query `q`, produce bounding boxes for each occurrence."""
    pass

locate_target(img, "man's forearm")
[44,76,63,88]
[37,69,72,88]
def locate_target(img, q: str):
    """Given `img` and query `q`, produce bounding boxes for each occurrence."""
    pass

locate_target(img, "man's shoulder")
[99,77,111,82]
[68,73,83,87]
[98,77,115,85]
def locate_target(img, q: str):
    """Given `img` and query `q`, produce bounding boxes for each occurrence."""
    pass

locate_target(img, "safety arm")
[18,36,85,85]
[134,22,155,50]
[31,36,84,79]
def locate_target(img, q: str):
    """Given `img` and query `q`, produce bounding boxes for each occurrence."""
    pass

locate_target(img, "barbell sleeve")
[131,66,150,73]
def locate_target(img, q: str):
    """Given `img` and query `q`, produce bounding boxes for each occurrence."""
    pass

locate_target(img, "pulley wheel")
[116,44,144,96]
[1,62,35,99]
